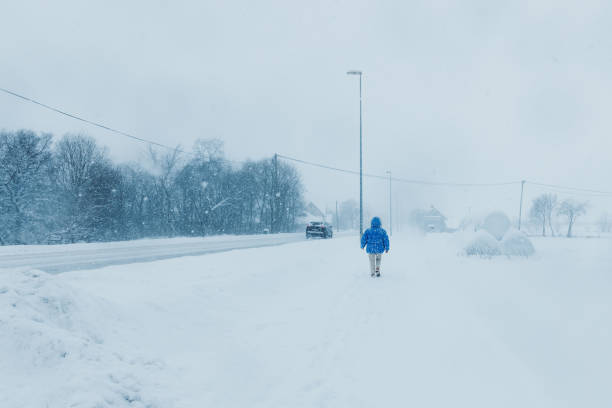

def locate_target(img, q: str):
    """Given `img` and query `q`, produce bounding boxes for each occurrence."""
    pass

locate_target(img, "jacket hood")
[371,217,382,228]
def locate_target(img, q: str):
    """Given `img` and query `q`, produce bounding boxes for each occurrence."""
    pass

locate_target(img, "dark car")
[306,221,333,239]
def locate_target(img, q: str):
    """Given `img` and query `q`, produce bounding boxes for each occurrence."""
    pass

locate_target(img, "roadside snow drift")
[1,234,611,407]
[0,269,166,407]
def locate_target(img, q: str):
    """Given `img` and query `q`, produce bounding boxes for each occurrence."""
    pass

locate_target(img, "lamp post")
[518,180,526,230]
[386,171,392,236]
[347,70,363,236]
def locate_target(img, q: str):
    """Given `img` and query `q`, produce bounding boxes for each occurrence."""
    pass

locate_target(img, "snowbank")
[2,234,611,407]
[0,270,166,408]
[0,232,303,256]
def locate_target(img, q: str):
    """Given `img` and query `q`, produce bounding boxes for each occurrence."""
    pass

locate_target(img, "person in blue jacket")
[360,216,390,277]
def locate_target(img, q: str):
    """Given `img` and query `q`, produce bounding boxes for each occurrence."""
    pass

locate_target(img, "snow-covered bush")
[501,229,535,257]
[482,211,511,241]
[464,230,502,257]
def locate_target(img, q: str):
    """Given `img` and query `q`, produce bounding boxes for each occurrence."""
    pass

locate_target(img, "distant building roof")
[304,202,324,218]
[425,205,446,220]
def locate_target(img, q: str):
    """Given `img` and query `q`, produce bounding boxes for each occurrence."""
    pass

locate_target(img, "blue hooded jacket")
[360,217,390,254]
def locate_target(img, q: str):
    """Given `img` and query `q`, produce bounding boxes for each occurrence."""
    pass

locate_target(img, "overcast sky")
[2,0,612,225]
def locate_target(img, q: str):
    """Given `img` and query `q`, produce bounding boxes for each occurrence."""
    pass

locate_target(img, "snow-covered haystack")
[0,270,163,407]
[464,230,502,257]
[501,229,535,257]
[482,211,511,241]
[463,211,535,258]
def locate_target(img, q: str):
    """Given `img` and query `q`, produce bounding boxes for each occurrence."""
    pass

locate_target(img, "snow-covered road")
[0,233,315,273]
[2,233,611,407]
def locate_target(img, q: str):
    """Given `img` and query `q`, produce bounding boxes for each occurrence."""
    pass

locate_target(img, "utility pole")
[336,200,339,232]
[272,153,279,233]
[518,180,526,230]
[386,170,392,236]
[347,70,363,236]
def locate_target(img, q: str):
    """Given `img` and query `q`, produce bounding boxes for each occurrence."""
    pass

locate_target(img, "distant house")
[304,202,325,219]
[410,206,448,232]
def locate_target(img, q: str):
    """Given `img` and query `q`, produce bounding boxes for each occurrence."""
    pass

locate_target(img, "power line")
[526,183,612,198]
[527,181,612,196]
[393,176,520,187]
[278,155,612,194]
[1,87,278,168]
[278,154,521,187]
[0,87,192,156]
[277,154,387,180]
[3,86,611,195]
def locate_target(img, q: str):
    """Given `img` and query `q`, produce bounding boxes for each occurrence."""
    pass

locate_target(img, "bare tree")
[598,212,611,233]
[149,146,183,235]
[193,138,224,162]
[557,199,587,238]
[53,134,108,241]
[529,195,547,236]
[54,134,106,196]
[0,130,53,244]
[529,194,557,236]
[543,194,557,236]
[1,128,306,243]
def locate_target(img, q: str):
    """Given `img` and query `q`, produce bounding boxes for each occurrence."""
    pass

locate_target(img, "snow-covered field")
[1,233,611,407]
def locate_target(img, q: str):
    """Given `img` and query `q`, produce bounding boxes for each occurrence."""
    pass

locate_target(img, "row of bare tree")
[529,193,589,237]
[0,130,305,245]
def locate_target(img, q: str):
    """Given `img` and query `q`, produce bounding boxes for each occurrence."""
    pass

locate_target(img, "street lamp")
[347,70,363,236]
[386,171,392,236]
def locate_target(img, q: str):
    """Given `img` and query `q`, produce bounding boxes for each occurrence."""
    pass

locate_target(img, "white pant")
[368,253,382,275]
